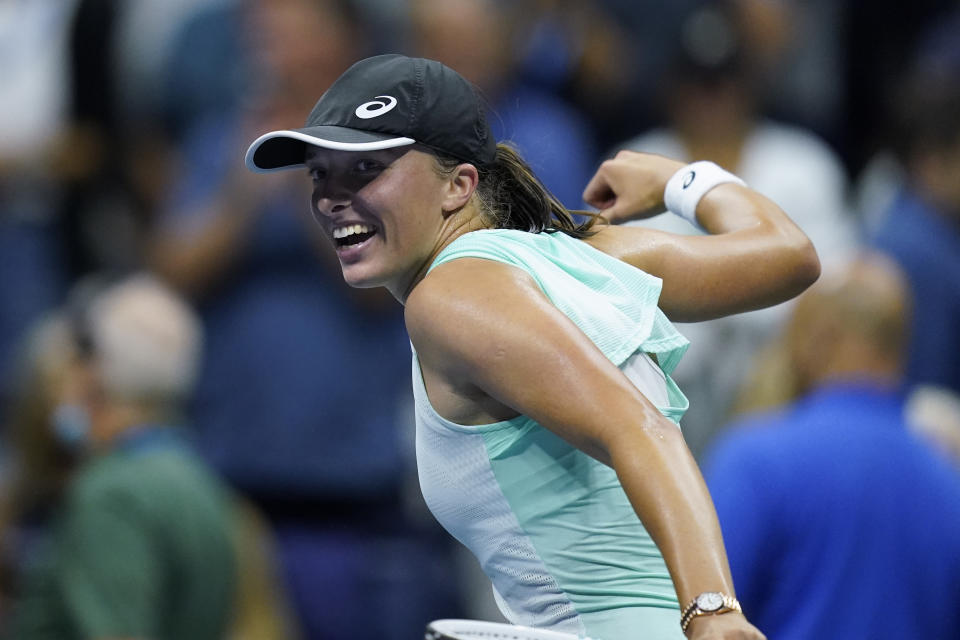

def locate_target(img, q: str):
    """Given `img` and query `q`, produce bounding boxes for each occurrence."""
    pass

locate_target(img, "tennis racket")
[426,619,590,640]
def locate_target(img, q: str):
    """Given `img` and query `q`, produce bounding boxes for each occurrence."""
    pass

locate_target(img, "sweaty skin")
[311,147,815,640]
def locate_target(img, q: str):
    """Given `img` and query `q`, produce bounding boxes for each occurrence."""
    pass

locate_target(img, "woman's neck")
[393,207,491,304]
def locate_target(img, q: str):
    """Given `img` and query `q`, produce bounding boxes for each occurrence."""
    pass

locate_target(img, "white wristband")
[663,161,746,228]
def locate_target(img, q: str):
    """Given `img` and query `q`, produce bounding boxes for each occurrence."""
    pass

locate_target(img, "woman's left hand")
[685,613,766,640]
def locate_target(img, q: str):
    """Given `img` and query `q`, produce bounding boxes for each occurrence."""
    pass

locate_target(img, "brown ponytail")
[430,143,601,238]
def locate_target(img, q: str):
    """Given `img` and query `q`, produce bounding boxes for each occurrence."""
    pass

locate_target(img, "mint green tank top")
[415,229,690,640]
[430,229,689,381]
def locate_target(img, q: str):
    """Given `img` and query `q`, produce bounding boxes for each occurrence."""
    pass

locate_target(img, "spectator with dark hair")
[869,18,960,397]
[703,254,960,640]
[0,314,78,624]
[408,0,599,210]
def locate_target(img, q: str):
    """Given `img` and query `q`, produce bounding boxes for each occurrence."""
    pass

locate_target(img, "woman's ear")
[441,163,480,213]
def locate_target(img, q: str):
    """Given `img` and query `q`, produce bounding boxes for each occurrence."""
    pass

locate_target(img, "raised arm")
[582,151,820,322]
[406,259,765,640]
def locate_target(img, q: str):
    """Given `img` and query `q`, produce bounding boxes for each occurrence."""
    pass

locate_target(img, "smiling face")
[306,146,467,299]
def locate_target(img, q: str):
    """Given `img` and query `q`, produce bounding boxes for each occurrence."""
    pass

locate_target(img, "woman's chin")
[339,265,384,290]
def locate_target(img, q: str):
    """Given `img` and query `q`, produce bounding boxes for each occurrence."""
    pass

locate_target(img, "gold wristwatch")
[680,592,741,632]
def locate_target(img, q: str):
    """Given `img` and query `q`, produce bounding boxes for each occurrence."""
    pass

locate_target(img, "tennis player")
[246,54,818,640]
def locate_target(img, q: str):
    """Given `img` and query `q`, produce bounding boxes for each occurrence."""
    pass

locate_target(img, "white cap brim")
[245,128,416,173]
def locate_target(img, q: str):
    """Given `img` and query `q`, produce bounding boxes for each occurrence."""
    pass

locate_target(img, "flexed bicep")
[584,152,820,322]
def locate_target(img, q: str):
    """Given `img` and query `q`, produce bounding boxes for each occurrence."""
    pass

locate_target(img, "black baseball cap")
[245,54,496,172]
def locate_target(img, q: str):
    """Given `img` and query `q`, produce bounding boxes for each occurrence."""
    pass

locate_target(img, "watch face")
[696,592,725,612]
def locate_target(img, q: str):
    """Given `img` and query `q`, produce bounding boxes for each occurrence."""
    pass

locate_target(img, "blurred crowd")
[1,0,959,639]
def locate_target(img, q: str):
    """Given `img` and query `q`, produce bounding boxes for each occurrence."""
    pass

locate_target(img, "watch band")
[680,592,741,633]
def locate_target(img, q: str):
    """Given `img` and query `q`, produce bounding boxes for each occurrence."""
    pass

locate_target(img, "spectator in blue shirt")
[703,254,960,640]
[869,32,960,396]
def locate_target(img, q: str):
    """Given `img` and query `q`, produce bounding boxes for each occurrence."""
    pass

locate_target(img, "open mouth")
[332,224,378,250]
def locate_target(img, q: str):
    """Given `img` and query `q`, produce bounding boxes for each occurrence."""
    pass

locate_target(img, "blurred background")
[1,0,959,638]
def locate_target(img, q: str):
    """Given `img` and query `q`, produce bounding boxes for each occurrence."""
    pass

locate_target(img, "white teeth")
[332,224,374,239]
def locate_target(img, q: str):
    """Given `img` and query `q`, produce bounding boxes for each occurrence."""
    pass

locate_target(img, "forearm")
[608,421,736,607]
[148,196,256,299]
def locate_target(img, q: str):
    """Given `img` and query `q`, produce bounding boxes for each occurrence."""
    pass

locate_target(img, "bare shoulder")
[582,222,672,272]
[404,258,546,376]
[405,258,527,315]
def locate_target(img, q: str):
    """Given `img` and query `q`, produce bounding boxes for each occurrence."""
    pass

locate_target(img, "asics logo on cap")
[355,95,398,119]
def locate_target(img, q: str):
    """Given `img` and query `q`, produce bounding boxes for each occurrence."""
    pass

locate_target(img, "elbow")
[768,216,820,298]
[756,195,821,295]
[607,410,689,470]
[791,234,821,293]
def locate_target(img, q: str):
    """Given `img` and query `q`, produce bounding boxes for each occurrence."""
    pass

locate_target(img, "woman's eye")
[309,168,326,181]
[355,159,382,172]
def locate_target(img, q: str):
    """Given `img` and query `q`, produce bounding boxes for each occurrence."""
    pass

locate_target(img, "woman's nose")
[312,185,352,216]
[314,195,350,215]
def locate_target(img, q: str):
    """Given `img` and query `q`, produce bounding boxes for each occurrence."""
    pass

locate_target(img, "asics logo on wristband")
[355,96,398,119]
[664,161,746,228]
